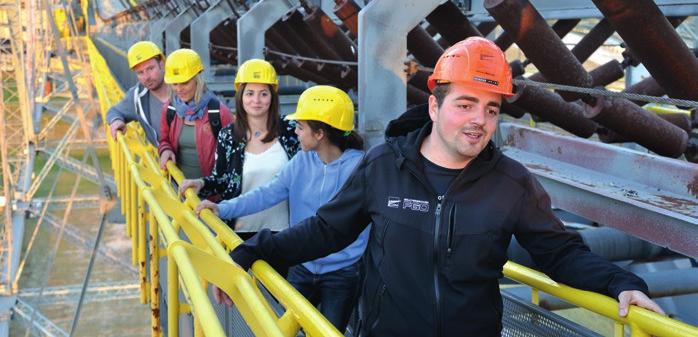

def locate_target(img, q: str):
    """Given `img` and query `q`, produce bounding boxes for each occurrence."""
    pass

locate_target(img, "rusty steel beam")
[334,0,359,38]
[495,18,579,53]
[425,0,482,45]
[407,84,430,105]
[304,7,356,61]
[286,10,344,62]
[407,25,444,67]
[501,101,527,119]
[584,96,688,158]
[487,0,591,101]
[570,18,615,64]
[593,0,698,101]
[590,60,625,87]
[508,84,598,138]
[598,113,693,144]
[500,123,698,259]
[622,77,666,106]
[477,21,498,37]
[408,70,430,93]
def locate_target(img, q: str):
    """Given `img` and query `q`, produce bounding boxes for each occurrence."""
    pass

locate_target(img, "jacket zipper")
[433,195,443,337]
[446,204,455,258]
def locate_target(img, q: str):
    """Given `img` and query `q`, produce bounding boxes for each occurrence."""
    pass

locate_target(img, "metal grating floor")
[502,292,602,337]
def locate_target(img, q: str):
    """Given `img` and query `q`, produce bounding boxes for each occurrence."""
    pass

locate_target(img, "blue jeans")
[287,262,362,333]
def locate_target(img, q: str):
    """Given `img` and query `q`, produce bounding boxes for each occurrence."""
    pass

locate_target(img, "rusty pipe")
[425,0,482,45]
[528,59,625,88]
[570,18,615,64]
[407,84,430,105]
[486,0,591,101]
[495,18,579,52]
[508,83,598,138]
[622,77,666,106]
[408,70,430,93]
[590,60,626,87]
[597,113,692,143]
[334,0,359,38]
[593,0,698,101]
[584,95,688,157]
[304,7,356,61]
[285,11,344,62]
[477,21,498,37]
[407,26,445,67]
[501,101,527,119]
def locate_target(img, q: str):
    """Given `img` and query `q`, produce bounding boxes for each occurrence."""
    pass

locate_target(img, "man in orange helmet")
[107,41,169,145]
[227,37,663,336]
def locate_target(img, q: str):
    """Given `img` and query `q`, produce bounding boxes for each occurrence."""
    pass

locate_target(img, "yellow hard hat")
[127,41,163,69]
[164,49,204,84]
[234,59,279,91]
[285,85,354,131]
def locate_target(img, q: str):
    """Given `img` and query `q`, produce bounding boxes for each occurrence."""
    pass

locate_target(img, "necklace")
[254,131,262,138]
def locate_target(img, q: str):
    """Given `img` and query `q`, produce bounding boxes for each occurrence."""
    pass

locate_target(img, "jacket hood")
[384,104,503,185]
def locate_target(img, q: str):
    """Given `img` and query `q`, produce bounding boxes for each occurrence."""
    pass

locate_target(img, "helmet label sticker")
[473,76,498,86]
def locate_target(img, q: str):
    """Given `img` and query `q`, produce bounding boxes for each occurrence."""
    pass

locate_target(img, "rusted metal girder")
[501,101,527,119]
[500,123,698,259]
[598,113,693,144]
[304,7,356,62]
[334,0,359,38]
[407,25,444,67]
[585,96,688,158]
[508,84,598,138]
[570,18,615,64]
[622,77,665,106]
[477,21,498,37]
[408,70,430,93]
[594,0,698,101]
[495,18,579,53]
[425,0,482,45]
[486,0,591,101]
[590,60,625,87]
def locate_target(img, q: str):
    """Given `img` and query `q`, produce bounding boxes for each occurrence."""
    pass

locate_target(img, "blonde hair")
[169,73,206,103]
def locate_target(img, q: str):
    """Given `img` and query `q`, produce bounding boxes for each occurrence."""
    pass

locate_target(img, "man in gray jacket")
[106,41,169,145]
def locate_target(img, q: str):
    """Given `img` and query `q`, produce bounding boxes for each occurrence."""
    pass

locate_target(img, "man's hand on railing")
[179,178,204,196]
[196,200,220,217]
[213,285,234,307]
[109,119,126,139]
[159,150,176,170]
[617,290,665,317]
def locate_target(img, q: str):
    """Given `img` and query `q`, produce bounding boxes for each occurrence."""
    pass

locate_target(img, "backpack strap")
[207,99,222,139]
[166,105,176,126]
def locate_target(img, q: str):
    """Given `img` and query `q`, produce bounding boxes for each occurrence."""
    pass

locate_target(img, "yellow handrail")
[504,261,698,337]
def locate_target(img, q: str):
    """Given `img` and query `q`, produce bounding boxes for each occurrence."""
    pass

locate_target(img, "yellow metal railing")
[85,35,698,337]
[86,36,342,337]
[504,262,698,337]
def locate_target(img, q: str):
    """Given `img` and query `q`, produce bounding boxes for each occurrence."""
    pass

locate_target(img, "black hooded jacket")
[231,104,648,337]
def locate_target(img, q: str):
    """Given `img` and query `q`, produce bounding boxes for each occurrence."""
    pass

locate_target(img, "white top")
[237,140,290,232]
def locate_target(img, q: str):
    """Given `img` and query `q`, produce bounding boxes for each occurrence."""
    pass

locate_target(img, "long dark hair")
[306,120,364,151]
[233,83,280,143]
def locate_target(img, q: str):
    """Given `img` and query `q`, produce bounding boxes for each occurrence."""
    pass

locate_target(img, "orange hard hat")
[427,37,513,96]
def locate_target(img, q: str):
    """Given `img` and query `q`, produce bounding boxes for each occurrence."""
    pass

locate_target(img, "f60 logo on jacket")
[387,196,429,213]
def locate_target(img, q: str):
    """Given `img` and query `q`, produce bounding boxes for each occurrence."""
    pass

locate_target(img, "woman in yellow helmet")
[197,85,366,332]
[178,59,300,238]
[158,48,233,179]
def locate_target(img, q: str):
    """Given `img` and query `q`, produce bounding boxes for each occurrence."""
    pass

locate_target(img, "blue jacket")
[219,148,369,274]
